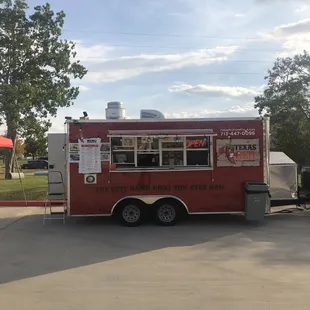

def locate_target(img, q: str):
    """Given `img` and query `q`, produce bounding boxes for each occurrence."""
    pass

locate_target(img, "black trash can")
[245,182,270,221]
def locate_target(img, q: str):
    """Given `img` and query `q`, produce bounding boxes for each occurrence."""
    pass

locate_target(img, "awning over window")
[107,129,217,137]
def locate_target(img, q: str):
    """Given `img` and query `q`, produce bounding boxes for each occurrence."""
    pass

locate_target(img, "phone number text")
[220,130,256,136]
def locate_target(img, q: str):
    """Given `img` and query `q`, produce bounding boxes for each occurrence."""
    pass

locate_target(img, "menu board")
[78,138,102,174]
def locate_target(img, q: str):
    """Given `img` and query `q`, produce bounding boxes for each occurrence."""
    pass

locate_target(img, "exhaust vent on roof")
[106,101,126,119]
[140,109,165,119]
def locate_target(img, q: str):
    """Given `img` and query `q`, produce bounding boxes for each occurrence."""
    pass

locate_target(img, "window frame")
[111,137,135,168]
[160,136,185,167]
[110,135,213,171]
[185,136,210,167]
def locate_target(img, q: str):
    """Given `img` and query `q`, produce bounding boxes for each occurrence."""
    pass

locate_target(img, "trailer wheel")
[155,201,179,226]
[118,201,143,227]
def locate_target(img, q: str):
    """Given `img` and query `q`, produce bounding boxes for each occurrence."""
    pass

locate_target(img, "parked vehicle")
[38,156,48,161]
[21,160,48,170]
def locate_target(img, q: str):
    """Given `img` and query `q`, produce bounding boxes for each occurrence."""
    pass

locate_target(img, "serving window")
[110,135,212,170]
[137,137,159,168]
[186,136,209,166]
[111,137,135,168]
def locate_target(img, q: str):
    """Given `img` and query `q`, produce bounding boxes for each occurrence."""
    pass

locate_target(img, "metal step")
[48,199,67,207]
[44,170,66,225]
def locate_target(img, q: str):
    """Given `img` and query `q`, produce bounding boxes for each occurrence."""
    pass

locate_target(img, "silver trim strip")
[265,116,271,186]
[110,195,189,214]
[67,117,262,124]
[188,212,244,215]
[69,211,245,217]
[110,168,214,173]
[70,214,111,217]
[263,118,266,185]
[65,125,71,216]
[263,117,271,214]
[209,136,214,168]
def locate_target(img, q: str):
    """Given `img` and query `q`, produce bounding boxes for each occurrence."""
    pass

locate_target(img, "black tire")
[155,200,180,226]
[117,201,143,227]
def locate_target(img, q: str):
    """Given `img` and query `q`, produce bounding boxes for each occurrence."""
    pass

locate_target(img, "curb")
[0,200,65,207]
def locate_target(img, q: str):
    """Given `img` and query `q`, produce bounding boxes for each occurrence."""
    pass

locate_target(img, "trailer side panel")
[67,119,265,215]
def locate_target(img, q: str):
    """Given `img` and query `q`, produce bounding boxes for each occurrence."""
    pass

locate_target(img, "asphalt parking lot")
[1,207,310,310]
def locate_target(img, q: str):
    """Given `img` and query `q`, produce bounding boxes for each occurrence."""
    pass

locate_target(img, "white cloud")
[168,84,260,101]
[78,85,90,92]
[78,44,239,83]
[295,5,309,12]
[261,18,310,39]
[256,0,310,3]
[234,13,245,18]
[164,104,257,119]
[260,18,310,56]
[74,41,113,63]
[48,120,65,134]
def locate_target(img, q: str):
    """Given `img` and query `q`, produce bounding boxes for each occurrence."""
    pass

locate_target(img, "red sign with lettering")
[235,151,256,161]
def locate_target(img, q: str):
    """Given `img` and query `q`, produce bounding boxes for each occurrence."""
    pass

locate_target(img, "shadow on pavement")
[0,211,309,284]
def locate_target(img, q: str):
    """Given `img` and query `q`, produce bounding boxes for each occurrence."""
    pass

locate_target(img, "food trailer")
[46,104,271,226]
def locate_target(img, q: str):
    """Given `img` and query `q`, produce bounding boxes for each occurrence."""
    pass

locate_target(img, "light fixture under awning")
[107,129,217,137]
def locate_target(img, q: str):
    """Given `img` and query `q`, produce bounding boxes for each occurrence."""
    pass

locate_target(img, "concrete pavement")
[0,207,310,309]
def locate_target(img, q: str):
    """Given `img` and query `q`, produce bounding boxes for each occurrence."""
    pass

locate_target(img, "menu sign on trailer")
[78,138,102,174]
[216,139,260,167]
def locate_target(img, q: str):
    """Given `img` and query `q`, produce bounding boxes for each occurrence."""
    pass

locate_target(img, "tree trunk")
[4,150,12,179]
[4,124,17,180]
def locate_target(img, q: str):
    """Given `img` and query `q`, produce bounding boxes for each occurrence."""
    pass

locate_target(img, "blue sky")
[20,0,310,131]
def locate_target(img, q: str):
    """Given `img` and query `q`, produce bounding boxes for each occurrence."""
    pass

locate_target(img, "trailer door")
[48,133,67,199]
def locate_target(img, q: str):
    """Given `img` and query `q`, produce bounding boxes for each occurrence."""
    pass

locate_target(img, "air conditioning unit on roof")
[140,109,165,119]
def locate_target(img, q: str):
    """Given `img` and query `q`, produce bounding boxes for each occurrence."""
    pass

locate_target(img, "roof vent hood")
[140,109,165,119]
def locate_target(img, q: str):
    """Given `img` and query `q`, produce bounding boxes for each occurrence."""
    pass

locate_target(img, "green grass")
[0,175,47,200]
[0,159,39,174]
[1,159,45,175]
[0,159,48,200]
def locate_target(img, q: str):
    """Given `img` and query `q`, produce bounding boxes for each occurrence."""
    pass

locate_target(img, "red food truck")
[46,107,271,226]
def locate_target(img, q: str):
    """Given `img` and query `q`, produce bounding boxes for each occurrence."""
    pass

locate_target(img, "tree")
[254,50,310,165]
[25,135,47,159]
[23,114,48,159]
[0,0,87,178]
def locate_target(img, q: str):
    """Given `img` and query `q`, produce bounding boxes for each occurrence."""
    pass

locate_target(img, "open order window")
[161,137,184,167]
[109,130,214,170]
[137,137,159,167]
[111,137,135,168]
